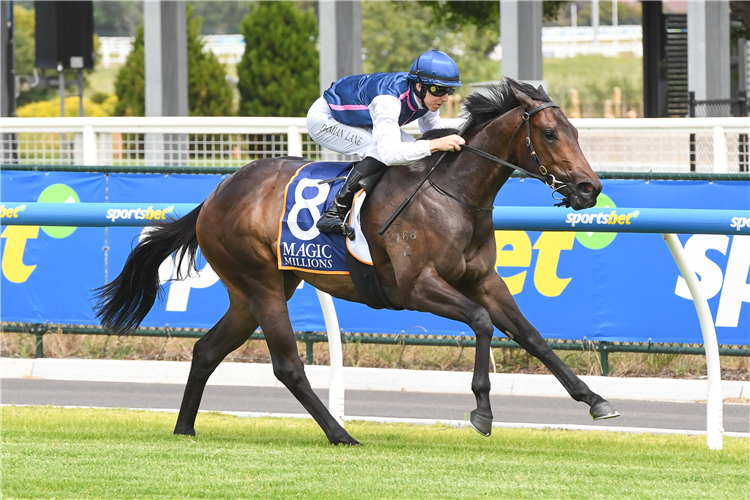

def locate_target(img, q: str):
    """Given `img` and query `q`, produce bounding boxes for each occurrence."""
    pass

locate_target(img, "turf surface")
[2,406,747,499]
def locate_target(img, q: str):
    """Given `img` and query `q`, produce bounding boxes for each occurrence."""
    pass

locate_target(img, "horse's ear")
[511,84,536,110]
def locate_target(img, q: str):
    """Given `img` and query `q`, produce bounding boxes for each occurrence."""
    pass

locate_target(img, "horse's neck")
[435,114,517,209]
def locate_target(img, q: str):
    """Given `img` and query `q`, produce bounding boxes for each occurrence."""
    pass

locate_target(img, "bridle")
[431,101,571,211]
[378,101,572,235]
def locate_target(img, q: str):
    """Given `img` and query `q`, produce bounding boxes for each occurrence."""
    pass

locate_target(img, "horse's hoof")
[469,410,493,437]
[332,436,361,446]
[174,428,196,436]
[590,401,620,420]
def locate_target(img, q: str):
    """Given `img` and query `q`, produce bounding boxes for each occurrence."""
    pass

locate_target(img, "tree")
[113,25,145,116]
[411,1,571,33]
[93,1,142,36]
[191,2,251,35]
[363,2,501,88]
[186,8,235,116]
[13,5,35,76]
[406,0,750,30]
[236,1,319,117]
[730,1,749,40]
[113,5,234,116]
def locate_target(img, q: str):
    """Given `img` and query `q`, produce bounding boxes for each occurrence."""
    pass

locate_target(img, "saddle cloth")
[277,161,373,274]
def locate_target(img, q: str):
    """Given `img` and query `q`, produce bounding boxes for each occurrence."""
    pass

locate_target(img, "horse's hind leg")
[239,273,358,445]
[261,309,359,445]
[472,273,619,421]
[174,292,258,436]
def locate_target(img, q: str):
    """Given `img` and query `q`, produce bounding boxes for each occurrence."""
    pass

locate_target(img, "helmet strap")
[413,79,428,108]
[411,53,428,108]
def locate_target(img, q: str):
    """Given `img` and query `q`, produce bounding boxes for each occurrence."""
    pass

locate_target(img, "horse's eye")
[543,130,557,141]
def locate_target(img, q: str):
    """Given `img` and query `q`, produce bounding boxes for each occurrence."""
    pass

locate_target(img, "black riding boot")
[316,169,365,240]
[316,157,387,240]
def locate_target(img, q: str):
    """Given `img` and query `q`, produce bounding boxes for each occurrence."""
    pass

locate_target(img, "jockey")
[307,49,466,238]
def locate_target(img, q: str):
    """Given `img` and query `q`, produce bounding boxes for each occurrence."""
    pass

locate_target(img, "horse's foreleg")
[471,273,619,420]
[174,296,257,436]
[403,268,496,436]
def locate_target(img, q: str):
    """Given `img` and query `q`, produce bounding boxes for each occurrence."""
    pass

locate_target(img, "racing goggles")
[426,84,456,97]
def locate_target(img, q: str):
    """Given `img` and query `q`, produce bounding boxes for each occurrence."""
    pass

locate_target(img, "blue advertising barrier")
[1,171,748,345]
[3,202,749,235]
[493,207,750,235]
[0,202,199,227]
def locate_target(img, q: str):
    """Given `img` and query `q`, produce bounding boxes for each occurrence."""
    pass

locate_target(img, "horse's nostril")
[578,182,595,196]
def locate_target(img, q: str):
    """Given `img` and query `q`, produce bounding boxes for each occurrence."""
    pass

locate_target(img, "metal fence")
[689,91,749,119]
[687,91,749,172]
[3,322,749,377]
[1,116,748,173]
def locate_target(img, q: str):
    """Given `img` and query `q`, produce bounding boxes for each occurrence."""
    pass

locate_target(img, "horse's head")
[507,81,601,209]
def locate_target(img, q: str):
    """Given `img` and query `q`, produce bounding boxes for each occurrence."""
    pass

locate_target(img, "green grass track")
[2,406,748,499]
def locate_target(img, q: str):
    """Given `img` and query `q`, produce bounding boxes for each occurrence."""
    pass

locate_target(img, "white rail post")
[712,126,728,173]
[287,125,303,158]
[82,125,97,166]
[664,233,723,450]
[315,288,345,426]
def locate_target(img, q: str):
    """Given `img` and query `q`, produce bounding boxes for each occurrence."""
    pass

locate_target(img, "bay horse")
[95,79,619,445]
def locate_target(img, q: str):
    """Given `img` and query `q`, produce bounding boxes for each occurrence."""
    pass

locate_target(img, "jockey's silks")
[323,73,428,127]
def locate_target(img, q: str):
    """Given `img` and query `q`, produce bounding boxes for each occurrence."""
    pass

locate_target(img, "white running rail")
[1,116,748,173]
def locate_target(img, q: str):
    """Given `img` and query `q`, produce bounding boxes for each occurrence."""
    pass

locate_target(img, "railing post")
[599,341,610,376]
[287,125,303,158]
[688,91,696,117]
[306,339,314,365]
[31,323,46,359]
[712,126,728,173]
[664,233,723,450]
[315,289,345,427]
[35,333,44,358]
[82,125,97,166]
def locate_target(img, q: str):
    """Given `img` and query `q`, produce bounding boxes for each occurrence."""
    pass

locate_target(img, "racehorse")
[95,78,620,445]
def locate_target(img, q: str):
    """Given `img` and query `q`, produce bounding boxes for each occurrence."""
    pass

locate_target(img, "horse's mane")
[421,128,459,140]
[461,78,552,134]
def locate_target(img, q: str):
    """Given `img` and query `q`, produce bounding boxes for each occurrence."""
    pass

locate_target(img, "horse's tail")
[94,203,204,334]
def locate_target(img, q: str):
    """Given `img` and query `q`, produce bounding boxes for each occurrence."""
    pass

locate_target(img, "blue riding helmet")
[407,50,462,88]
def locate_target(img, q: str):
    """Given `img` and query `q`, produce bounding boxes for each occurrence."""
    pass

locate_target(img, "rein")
[377,101,569,236]
[428,101,571,211]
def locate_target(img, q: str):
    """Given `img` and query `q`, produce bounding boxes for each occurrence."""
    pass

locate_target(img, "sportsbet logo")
[106,206,175,222]
[566,209,640,228]
[0,204,27,218]
[572,194,620,250]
